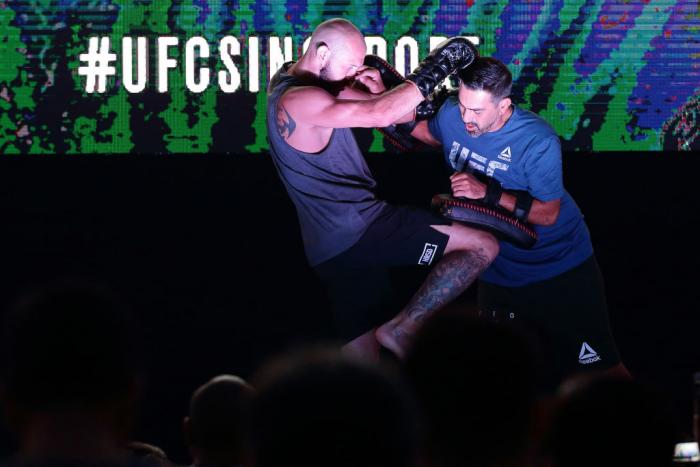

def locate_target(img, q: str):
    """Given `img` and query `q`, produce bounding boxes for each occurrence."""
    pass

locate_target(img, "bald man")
[266,19,496,359]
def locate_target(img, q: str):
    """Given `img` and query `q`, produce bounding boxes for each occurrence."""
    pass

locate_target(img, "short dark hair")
[458,57,512,101]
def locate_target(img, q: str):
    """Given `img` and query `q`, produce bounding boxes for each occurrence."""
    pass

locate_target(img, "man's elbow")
[424,135,442,147]
[539,209,560,226]
[409,123,441,147]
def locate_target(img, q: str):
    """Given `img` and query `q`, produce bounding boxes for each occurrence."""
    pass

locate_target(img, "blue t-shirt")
[428,98,593,286]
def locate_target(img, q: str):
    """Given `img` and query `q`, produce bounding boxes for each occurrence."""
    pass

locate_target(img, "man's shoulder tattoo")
[276,104,296,140]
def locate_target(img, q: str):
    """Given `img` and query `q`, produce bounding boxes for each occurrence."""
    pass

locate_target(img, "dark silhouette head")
[0,281,141,461]
[126,441,172,467]
[184,374,254,467]
[246,347,419,467]
[403,306,537,467]
[549,378,677,467]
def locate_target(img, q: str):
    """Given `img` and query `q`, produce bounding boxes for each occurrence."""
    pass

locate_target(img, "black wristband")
[482,177,503,207]
[513,191,534,222]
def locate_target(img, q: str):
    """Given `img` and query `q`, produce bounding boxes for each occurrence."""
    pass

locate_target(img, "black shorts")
[314,204,451,340]
[478,255,622,392]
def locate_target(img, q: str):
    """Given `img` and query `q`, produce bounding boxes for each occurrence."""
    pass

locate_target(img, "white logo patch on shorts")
[578,342,602,365]
[418,243,438,266]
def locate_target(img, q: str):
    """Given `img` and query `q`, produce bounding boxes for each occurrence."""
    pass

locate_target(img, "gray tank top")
[266,63,386,266]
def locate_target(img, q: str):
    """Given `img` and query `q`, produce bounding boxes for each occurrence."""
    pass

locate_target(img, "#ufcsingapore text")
[78,35,480,94]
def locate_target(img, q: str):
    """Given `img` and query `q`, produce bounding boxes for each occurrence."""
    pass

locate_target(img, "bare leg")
[376,247,493,358]
[342,327,381,361]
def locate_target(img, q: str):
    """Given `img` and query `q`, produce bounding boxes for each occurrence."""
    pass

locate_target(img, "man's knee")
[445,226,499,260]
[469,229,499,261]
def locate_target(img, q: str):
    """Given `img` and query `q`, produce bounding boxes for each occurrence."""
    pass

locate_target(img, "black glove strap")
[513,191,534,222]
[482,177,503,207]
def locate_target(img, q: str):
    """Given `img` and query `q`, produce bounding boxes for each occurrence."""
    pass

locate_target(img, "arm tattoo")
[404,249,491,324]
[276,104,296,140]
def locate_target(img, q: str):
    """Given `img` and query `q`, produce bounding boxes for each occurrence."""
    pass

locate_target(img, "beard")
[319,65,351,96]
[465,117,497,137]
[465,122,482,136]
[319,65,333,82]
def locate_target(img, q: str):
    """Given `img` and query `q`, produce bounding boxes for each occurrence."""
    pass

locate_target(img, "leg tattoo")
[377,248,492,358]
[404,249,491,326]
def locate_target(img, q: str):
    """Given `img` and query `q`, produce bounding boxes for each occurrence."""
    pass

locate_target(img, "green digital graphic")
[0,0,698,154]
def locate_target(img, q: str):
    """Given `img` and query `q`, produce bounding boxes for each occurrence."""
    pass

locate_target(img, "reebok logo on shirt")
[498,146,512,162]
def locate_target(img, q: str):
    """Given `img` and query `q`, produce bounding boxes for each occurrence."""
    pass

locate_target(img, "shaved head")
[299,18,366,84]
[310,18,365,53]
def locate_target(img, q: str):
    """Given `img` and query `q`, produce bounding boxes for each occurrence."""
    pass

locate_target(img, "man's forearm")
[410,120,441,146]
[341,83,415,124]
[498,192,559,226]
[392,110,416,124]
[366,82,422,127]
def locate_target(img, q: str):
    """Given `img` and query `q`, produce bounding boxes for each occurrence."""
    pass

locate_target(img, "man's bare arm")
[337,86,417,125]
[281,82,423,129]
[410,120,441,146]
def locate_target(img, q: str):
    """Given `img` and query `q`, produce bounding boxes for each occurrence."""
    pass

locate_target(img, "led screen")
[1,0,698,154]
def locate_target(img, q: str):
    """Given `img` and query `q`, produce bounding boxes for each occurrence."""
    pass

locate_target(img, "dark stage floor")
[0,150,698,463]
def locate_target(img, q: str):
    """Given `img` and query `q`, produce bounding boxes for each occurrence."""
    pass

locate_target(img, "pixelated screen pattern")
[0,0,699,154]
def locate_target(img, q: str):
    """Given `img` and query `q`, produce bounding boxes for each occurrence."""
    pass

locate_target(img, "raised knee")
[479,231,499,261]
[449,227,499,260]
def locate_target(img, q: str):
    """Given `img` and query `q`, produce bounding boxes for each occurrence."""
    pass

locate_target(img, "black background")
[0,149,698,463]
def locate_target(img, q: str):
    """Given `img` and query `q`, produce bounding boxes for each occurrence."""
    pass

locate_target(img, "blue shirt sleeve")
[524,136,564,201]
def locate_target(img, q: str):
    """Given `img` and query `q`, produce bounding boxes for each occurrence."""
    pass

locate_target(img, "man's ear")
[499,96,512,113]
[316,43,330,66]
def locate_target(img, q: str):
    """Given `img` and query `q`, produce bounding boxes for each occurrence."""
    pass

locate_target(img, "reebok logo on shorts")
[578,342,601,365]
[418,243,438,266]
